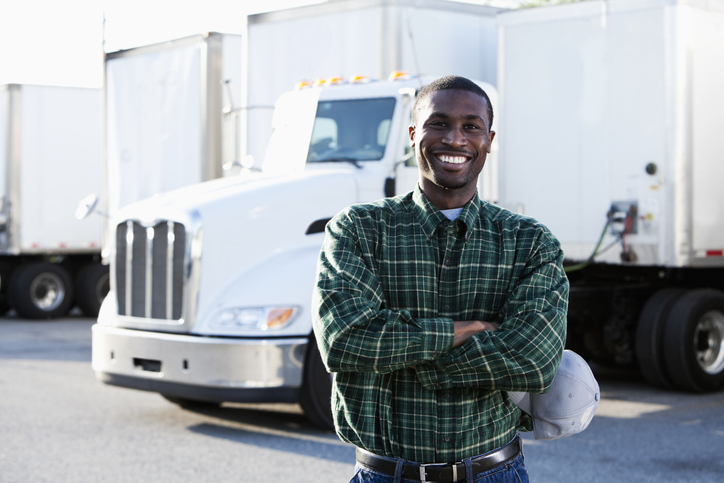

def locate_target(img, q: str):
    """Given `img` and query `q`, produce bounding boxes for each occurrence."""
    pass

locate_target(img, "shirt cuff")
[417,316,455,360]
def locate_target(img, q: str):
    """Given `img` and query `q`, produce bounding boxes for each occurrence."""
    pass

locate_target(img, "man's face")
[409,89,495,205]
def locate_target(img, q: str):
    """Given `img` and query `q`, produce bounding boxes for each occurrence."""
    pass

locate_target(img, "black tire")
[0,261,12,316]
[635,288,685,389]
[299,335,334,430]
[0,294,10,317]
[161,394,221,409]
[662,289,724,392]
[74,263,110,317]
[8,263,75,319]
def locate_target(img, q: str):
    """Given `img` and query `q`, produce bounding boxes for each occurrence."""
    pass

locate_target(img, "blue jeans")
[349,454,529,483]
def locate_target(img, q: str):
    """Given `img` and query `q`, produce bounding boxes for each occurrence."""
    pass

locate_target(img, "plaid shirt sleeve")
[414,227,568,393]
[312,207,454,375]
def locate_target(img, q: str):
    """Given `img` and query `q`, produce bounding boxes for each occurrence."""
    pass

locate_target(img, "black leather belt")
[355,434,522,483]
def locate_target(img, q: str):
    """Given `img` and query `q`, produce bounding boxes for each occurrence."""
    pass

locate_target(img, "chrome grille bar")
[125,220,133,317]
[166,221,174,320]
[145,226,154,318]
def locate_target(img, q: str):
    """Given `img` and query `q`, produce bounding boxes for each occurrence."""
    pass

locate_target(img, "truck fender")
[193,239,326,338]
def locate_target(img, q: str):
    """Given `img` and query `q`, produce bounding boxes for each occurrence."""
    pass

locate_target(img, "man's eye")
[464,124,481,130]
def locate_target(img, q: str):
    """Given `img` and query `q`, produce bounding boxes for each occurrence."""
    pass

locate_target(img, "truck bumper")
[91,324,309,403]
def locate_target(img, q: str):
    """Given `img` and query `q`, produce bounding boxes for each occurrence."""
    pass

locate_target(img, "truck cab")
[91,75,498,428]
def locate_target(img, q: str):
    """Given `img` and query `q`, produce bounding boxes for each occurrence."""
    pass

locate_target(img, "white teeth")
[439,155,467,164]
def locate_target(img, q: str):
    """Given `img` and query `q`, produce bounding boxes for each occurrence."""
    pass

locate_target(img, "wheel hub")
[30,273,65,310]
[694,310,724,375]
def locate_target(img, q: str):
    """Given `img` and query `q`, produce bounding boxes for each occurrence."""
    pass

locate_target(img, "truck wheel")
[635,288,684,389]
[299,336,334,430]
[663,289,724,392]
[0,289,10,317]
[8,263,74,319]
[0,295,10,317]
[161,395,221,409]
[74,263,110,317]
[0,262,12,316]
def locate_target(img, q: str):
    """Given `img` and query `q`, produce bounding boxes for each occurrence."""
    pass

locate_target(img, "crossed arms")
[312,210,568,394]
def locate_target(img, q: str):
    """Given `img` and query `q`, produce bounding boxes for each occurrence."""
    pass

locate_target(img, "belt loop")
[393,458,404,483]
[464,458,474,483]
[517,432,524,460]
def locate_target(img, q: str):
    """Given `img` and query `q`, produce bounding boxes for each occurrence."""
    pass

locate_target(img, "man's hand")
[452,320,500,348]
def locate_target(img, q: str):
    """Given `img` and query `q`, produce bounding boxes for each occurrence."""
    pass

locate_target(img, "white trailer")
[242,0,501,169]
[103,32,242,251]
[497,0,724,391]
[0,84,105,318]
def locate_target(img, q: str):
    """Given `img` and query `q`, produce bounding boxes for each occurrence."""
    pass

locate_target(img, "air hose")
[564,217,613,273]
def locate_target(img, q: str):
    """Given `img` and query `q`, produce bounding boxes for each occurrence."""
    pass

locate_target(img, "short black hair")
[412,75,494,131]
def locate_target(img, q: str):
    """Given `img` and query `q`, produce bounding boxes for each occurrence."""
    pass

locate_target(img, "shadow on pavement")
[181,403,354,464]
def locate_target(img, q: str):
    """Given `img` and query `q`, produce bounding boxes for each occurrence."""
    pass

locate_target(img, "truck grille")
[115,220,186,320]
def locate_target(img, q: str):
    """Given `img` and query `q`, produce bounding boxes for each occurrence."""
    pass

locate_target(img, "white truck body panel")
[93,77,498,398]
[0,87,7,231]
[497,0,724,268]
[104,33,242,228]
[243,0,501,170]
[0,89,6,207]
[0,84,102,254]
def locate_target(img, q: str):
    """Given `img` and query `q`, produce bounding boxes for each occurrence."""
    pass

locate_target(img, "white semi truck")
[497,0,724,392]
[0,84,105,319]
[92,75,499,428]
[91,0,504,428]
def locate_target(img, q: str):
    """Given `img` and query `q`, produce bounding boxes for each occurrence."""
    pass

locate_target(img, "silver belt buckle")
[419,465,427,482]
[418,463,457,482]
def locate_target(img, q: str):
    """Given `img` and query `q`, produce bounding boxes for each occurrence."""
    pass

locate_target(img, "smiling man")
[312,75,568,483]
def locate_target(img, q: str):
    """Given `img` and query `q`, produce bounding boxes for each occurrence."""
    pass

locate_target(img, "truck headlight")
[211,306,298,331]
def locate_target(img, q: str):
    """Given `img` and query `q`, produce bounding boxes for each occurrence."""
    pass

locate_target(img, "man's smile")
[435,152,473,166]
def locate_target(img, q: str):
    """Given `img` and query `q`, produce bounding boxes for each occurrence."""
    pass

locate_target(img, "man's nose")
[442,126,467,146]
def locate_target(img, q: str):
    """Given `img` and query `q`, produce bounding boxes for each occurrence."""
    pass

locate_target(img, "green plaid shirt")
[312,186,568,463]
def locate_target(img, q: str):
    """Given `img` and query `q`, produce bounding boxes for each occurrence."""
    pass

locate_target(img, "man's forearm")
[452,320,500,348]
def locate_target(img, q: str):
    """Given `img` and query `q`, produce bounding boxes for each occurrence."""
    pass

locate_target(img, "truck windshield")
[306,98,396,164]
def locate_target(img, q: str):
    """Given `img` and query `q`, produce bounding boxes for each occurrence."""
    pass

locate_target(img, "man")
[312,75,568,483]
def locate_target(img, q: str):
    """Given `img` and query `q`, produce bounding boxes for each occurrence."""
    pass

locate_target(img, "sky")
[0,0,524,88]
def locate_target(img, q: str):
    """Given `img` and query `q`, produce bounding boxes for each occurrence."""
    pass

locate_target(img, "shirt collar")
[412,185,482,241]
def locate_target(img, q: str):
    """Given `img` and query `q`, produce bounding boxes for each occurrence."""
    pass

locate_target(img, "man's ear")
[487,131,496,153]
[408,125,416,147]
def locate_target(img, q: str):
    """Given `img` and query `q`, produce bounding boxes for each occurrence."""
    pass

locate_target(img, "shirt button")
[442,220,449,226]
[445,259,450,266]
[444,393,450,399]
[444,436,451,443]
[444,304,450,311]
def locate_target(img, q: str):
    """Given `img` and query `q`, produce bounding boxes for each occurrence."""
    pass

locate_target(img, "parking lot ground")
[1,316,723,482]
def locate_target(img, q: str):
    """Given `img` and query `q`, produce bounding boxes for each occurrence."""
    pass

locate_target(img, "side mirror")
[76,194,99,220]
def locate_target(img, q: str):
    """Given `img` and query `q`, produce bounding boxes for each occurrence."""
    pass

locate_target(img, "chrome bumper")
[92,324,308,402]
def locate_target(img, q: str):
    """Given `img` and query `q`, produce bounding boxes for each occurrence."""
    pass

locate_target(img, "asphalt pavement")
[1,315,723,482]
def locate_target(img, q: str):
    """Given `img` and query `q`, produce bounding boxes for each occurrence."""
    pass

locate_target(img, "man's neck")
[419,182,475,210]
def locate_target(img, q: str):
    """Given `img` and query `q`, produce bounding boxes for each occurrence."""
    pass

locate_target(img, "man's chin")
[432,178,470,191]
